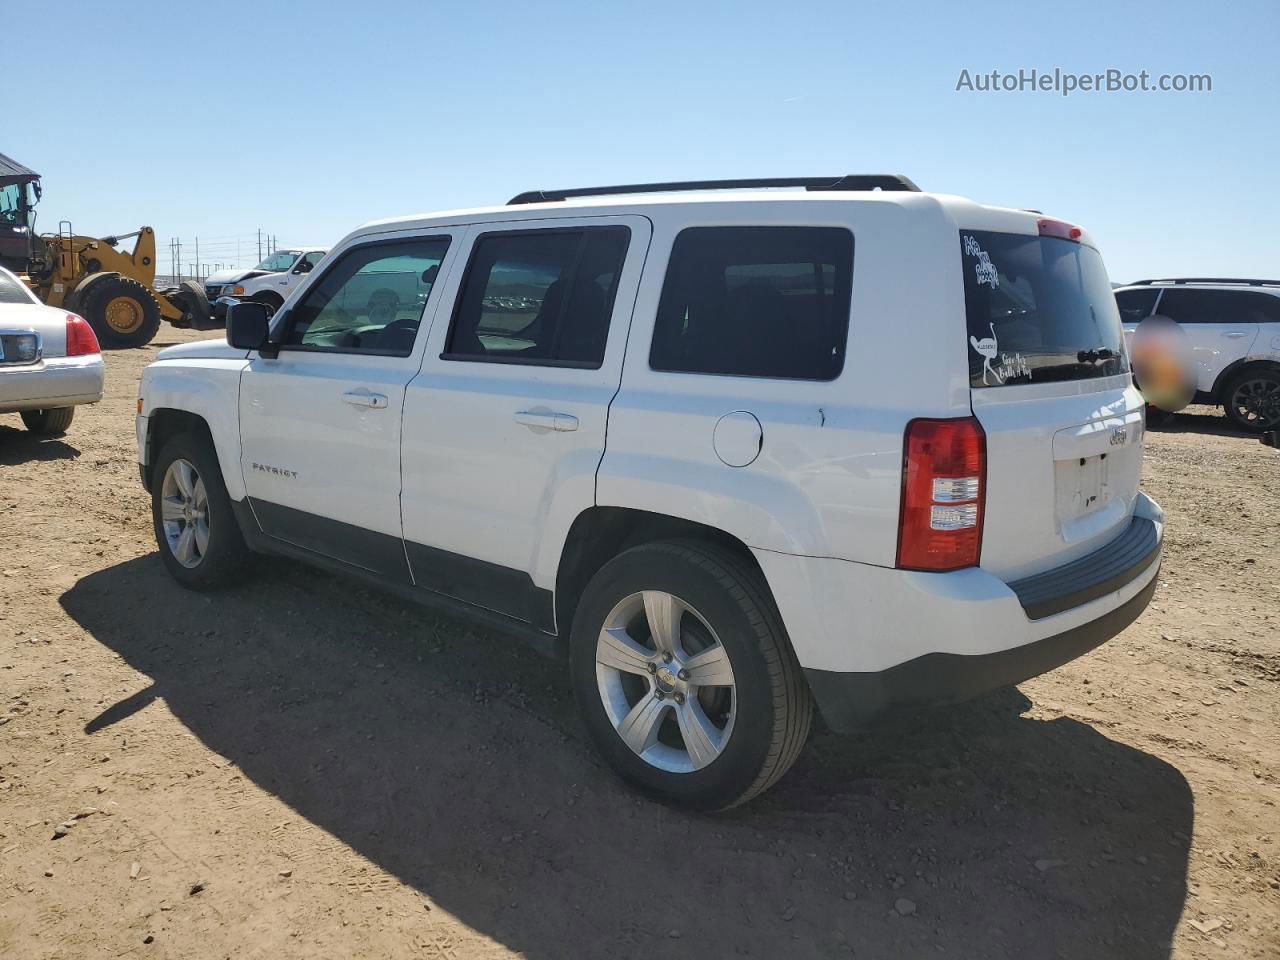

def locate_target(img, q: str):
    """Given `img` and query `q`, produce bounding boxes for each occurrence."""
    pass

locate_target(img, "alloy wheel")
[595,590,737,773]
[159,458,210,568]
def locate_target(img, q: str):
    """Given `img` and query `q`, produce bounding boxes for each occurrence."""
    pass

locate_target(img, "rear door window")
[443,226,630,368]
[1115,288,1158,323]
[961,230,1128,387]
[650,226,853,380]
[1156,288,1280,324]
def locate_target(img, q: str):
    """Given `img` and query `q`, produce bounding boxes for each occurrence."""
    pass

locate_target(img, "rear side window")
[1115,288,1158,323]
[961,230,1128,388]
[650,226,854,380]
[1155,288,1280,324]
[0,271,35,305]
[444,226,630,368]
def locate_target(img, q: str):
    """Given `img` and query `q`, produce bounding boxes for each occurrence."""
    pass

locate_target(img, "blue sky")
[9,0,1277,281]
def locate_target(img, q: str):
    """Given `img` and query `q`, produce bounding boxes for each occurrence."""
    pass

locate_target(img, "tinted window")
[0,271,35,304]
[444,227,630,367]
[1155,288,1280,324]
[961,231,1128,387]
[1115,288,1158,323]
[282,237,450,356]
[650,227,853,380]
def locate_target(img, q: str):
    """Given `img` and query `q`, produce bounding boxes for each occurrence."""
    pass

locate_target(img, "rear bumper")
[805,570,1158,730]
[0,355,104,412]
[754,492,1163,731]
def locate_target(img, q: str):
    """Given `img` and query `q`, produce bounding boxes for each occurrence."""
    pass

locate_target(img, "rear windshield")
[0,271,35,305]
[960,230,1128,388]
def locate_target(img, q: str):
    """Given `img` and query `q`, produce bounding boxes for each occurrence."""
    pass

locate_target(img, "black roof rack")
[507,174,920,206]
[1131,277,1280,288]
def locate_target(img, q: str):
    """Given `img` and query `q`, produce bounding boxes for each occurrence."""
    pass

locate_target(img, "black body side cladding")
[228,498,560,656]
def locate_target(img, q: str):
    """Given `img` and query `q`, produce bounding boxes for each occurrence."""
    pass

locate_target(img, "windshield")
[255,250,301,272]
[961,230,1128,387]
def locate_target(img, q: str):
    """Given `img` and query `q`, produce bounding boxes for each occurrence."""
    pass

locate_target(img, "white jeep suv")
[135,176,1163,809]
[1115,278,1280,431]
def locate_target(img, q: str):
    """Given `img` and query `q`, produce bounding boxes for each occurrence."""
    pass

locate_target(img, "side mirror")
[227,301,273,353]
[292,260,313,275]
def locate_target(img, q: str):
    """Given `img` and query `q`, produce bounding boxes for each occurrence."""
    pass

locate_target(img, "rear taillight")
[896,417,986,572]
[66,314,100,356]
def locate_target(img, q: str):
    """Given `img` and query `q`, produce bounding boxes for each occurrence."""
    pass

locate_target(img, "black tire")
[20,407,75,435]
[151,431,253,590]
[1223,366,1280,433]
[569,540,812,810]
[252,291,284,317]
[79,275,162,349]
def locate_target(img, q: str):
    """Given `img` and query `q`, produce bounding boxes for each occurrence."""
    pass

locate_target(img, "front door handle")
[514,410,579,432]
[343,390,388,409]
[1222,330,1249,339]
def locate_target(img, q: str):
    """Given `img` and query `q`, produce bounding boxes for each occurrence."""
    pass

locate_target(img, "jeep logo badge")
[1109,427,1128,446]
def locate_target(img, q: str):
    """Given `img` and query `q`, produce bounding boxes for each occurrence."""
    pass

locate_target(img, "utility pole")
[257,228,262,262]
[195,236,200,280]
[175,239,183,282]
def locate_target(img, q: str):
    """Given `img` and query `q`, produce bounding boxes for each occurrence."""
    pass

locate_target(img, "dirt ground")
[1,329,1277,960]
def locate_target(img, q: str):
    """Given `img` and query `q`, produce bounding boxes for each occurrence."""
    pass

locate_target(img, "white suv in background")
[135,176,1163,809]
[1115,278,1280,431]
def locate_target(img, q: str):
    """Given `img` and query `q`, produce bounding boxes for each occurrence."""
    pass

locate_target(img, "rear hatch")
[960,223,1143,582]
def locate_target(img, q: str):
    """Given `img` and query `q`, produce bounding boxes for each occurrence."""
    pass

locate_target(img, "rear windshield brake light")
[1037,217,1082,241]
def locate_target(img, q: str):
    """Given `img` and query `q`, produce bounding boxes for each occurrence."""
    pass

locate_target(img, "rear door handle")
[514,410,579,432]
[1222,331,1249,339]
[343,390,388,409]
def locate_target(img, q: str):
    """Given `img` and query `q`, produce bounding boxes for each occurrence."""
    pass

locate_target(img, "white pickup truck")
[213,248,327,317]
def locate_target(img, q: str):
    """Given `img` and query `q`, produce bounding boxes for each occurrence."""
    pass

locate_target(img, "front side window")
[649,226,854,381]
[296,250,326,272]
[0,184,20,224]
[282,237,450,356]
[1115,288,1158,323]
[444,227,630,367]
[961,230,1128,387]
[1156,288,1280,324]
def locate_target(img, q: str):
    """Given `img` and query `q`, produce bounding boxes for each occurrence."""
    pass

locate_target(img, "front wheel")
[21,407,75,435]
[570,540,812,810]
[151,432,252,589]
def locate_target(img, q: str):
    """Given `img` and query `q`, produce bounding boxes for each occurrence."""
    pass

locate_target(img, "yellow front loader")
[27,224,213,349]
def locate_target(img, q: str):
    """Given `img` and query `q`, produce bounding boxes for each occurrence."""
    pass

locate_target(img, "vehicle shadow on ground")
[63,556,1192,960]
[0,424,80,464]
[1149,407,1257,439]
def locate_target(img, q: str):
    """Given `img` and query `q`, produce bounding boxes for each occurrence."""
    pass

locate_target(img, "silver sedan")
[0,266,104,434]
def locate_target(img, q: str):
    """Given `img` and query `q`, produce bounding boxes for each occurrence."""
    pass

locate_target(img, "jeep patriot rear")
[135,175,1163,808]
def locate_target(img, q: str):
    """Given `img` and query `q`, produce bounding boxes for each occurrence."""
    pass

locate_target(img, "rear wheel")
[1224,367,1280,433]
[151,432,252,589]
[20,407,75,435]
[570,540,811,810]
[80,276,162,348]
